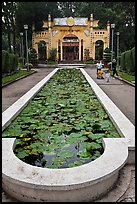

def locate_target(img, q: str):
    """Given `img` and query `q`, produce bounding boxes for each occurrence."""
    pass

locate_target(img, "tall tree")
[71,1,135,52]
[57,2,76,17]
[15,2,60,47]
[7,2,134,54]
[2,2,17,53]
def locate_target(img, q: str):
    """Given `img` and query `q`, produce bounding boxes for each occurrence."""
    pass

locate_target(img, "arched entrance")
[95,40,104,60]
[38,41,47,62]
[62,34,79,62]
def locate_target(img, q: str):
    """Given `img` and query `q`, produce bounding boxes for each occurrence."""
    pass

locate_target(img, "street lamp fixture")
[24,24,28,30]
[111,23,115,69]
[24,24,29,71]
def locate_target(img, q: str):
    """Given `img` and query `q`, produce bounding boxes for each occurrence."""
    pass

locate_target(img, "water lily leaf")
[29,149,39,155]
[87,133,105,140]
[66,136,79,143]
[92,151,102,160]
[74,123,86,130]
[17,150,29,159]
[22,137,32,141]
[58,103,66,108]
[15,139,22,145]
[84,131,93,135]
[30,142,44,153]
[57,150,74,159]
[69,160,84,167]
[52,157,64,165]
[77,150,92,158]
[36,125,49,130]
[86,142,102,152]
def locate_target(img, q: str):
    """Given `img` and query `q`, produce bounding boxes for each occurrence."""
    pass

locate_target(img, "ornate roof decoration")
[54,17,88,26]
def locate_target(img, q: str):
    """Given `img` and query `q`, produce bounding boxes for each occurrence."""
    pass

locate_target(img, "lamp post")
[24,24,29,71]
[111,23,115,69]
[116,32,120,66]
[20,32,24,66]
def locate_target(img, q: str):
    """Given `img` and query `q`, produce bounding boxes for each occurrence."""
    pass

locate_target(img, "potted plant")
[103,47,111,69]
[28,48,38,68]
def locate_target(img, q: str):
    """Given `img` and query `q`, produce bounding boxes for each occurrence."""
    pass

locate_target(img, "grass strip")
[2,70,34,85]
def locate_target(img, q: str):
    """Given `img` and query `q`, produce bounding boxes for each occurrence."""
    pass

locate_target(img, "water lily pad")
[17,150,29,159]
[57,150,74,159]
[86,142,102,152]
[77,150,92,158]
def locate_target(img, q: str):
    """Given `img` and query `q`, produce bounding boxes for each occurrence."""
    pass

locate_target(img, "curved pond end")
[2,137,128,202]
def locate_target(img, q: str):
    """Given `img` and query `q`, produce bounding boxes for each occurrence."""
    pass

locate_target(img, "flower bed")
[2,68,121,169]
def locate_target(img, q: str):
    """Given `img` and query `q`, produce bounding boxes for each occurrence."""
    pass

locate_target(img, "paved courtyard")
[2,65,135,202]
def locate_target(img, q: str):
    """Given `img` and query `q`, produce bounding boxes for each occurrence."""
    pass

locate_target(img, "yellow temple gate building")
[32,14,110,62]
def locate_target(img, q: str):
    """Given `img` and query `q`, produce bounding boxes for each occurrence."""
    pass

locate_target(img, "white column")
[90,14,93,58]
[56,40,58,62]
[60,40,63,61]
[107,21,110,48]
[83,41,85,62]
[79,40,81,61]
[92,42,95,60]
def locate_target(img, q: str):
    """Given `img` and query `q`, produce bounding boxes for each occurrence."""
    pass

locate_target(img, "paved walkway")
[2,66,135,202]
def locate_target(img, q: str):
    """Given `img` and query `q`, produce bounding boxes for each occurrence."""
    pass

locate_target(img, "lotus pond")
[2,68,121,169]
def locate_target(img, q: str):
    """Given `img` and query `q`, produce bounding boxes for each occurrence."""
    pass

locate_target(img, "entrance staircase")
[57,60,86,68]
[57,63,86,68]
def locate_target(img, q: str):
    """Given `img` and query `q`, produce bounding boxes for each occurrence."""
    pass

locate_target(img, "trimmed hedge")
[2,50,18,74]
[119,47,135,73]
[125,50,131,73]
[131,47,135,72]
[120,52,126,70]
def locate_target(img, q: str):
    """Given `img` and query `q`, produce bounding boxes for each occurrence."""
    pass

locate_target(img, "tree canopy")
[2,2,135,55]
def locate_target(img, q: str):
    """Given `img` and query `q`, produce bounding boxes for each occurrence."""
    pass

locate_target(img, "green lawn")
[117,70,135,82]
[109,69,135,82]
[2,70,35,85]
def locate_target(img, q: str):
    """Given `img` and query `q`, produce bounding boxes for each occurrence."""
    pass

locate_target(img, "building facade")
[32,14,110,62]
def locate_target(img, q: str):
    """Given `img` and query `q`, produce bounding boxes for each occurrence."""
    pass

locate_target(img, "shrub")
[2,50,9,73]
[103,47,111,63]
[86,59,94,64]
[15,54,19,70]
[131,47,135,72]
[8,53,18,73]
[9,53,15,73]
[47,61,56,65]
[49,48,57,61]
[24,63,33,70]
[28,48,38,63]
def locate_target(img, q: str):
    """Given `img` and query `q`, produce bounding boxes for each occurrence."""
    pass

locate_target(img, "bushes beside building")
[119,47,135,74]
[2,50,18,74]
[103,47,111,68]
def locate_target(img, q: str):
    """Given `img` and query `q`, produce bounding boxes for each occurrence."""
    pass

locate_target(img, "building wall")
[32,14,110,61]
